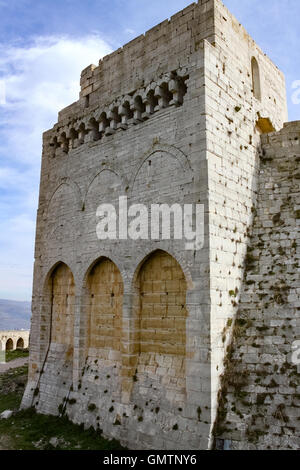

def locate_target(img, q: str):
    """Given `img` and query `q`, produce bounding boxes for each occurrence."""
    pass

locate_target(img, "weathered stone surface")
[0,410,13,420]
[214,123,300,450]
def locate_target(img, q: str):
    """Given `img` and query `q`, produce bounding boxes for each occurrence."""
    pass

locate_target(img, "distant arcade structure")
[0,330,29,353]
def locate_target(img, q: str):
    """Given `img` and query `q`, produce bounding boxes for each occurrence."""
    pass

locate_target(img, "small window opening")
[251,57,261,101]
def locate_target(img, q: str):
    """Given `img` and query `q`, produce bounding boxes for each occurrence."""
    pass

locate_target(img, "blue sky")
[0,0,299,301]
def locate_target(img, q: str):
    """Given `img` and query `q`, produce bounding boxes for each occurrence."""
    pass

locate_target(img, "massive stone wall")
[214,122,300,450]
[22,0,294,450]
[23,0,212,450]
[204,0,287,426]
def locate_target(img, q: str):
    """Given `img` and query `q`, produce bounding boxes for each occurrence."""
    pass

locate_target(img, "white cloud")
[0,34,112,300]
[0,35,112,164]
[124,28,135,35]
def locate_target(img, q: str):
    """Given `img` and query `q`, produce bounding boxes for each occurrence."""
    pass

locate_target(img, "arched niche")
[85,257,124,361]
[50,263,75,349]
[251,57,261,101]
[131,249,188,402]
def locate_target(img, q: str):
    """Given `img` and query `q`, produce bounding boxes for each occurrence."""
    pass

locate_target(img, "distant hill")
[0,299,31,330]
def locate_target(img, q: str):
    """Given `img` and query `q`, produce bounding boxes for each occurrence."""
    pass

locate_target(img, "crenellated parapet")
[49,71,188,157]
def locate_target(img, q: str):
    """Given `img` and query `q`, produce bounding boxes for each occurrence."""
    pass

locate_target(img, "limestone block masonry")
[21,0,299,450]
[214,123,300,450]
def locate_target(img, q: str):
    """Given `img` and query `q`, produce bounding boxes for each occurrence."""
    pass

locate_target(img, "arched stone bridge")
[0,330,29,352]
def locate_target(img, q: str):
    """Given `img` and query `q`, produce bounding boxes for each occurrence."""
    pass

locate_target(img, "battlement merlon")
[52,0,287,130]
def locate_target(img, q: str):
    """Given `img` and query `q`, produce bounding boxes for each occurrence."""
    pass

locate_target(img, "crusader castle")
[22,0,300,450]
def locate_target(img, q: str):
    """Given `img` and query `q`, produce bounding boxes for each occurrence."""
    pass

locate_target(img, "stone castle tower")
[22,0,300,450]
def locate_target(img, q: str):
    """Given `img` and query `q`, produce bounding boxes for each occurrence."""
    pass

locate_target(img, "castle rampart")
[21,0,298,450]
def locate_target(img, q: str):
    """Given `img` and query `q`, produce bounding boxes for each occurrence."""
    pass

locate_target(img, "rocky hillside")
[0,299,31,330]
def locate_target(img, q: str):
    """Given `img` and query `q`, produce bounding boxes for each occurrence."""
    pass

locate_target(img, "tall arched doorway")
[51,263,75,350]
[87,258,123,360]
[6,338,13,351]
[17,338,24,349]
[133,250,188,402]
[30,262,76,413]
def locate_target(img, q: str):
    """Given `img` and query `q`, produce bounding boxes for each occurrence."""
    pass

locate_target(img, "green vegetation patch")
[0,364,28,413]
[0,408,124,450]
[0,363,124,450]
[5,348,29,363]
